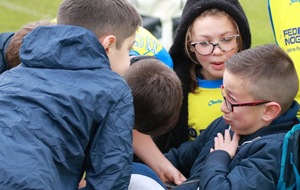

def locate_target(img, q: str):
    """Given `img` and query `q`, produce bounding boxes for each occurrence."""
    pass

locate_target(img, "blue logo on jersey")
[134,34,160,55]
[208,99,222,106]
[290,0,300,5]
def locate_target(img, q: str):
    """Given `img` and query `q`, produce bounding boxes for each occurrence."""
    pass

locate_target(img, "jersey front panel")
[188,79,223,140]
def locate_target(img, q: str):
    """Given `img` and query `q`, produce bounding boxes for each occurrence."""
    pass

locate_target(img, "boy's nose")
[220,100,230,113]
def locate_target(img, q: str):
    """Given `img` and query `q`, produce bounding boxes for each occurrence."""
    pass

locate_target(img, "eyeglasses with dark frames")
[220,85,271,112]
[191,34,239,56]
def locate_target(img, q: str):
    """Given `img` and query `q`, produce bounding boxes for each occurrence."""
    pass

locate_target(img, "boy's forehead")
[223,70,234,85]
[223,70,245,92]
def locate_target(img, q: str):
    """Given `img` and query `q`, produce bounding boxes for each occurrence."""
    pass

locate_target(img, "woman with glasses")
[154,0,252,153]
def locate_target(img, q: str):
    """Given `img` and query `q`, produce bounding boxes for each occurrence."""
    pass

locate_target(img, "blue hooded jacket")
[0,25,134,190]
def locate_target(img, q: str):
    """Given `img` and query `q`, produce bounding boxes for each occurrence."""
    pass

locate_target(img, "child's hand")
[210,129,240,159]
[159,164,186,186]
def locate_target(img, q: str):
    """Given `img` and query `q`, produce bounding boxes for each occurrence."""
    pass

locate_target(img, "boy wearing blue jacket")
[165,44,299,189]
[0,0,141,189]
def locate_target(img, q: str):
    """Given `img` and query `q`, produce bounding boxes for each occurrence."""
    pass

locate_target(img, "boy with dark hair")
[0,0,141,189]
[163,44,299,189]
[123,57,184,190]
[124,57,182,136]
[78,56,185,190]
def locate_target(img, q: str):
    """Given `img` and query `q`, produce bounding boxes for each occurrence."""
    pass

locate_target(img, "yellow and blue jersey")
[130,27,173,69]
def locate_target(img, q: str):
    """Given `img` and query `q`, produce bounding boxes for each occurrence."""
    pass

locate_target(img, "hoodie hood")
[170,0,251,62]
[20,25,109,70]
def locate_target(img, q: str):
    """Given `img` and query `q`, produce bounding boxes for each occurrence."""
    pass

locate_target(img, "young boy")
[0,0,141,189]
[124,57,182,136]
[78,55,185,190]
[163,44,299,189]
[125,57,185,190]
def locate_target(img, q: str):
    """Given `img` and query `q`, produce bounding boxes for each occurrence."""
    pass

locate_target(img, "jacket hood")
[272,101,300,125]
[20,25,109,70]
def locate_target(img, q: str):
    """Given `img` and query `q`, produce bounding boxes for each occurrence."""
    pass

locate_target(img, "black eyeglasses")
[191,34,239,56]
[220,85,271,112]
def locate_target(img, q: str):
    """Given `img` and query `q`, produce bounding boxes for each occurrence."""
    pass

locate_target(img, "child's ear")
[99,35,116,53]
[262,102,281,122]
[190,45,195,52]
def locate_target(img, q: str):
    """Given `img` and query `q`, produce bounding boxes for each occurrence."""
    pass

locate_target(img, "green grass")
[0,0,275,48]
[0,0,61,32]
[240,0,276,47]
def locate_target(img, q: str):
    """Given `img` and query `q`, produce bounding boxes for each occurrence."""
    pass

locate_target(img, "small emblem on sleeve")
[188,127,197,138]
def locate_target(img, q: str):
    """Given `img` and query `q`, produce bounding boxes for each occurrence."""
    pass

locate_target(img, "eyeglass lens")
[223,97,233,112]
[193,35,239,56]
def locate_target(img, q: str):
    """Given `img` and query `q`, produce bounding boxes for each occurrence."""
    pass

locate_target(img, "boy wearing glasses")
[164,44,299,189]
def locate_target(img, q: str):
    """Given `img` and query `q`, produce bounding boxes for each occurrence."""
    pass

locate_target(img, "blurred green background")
[0,0,275,48]
[0,0,61,31]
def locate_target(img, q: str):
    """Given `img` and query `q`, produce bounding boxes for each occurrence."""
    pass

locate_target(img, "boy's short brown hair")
[6,20,54,69]
[123,57,183,136]
[226,44,298,114]
[57,0,141,48]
